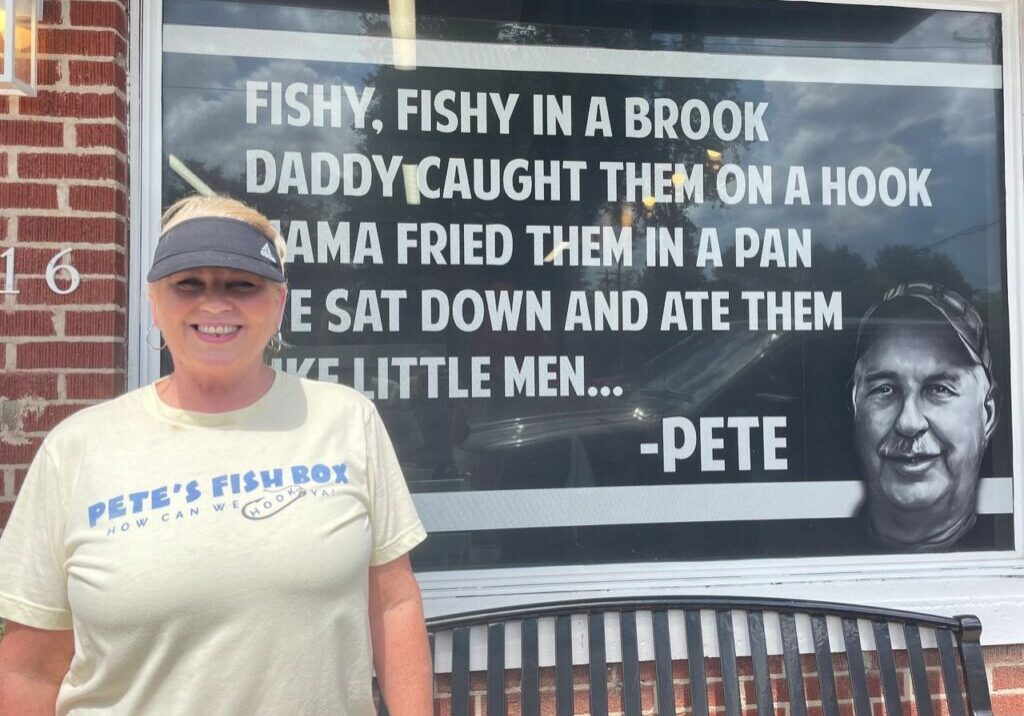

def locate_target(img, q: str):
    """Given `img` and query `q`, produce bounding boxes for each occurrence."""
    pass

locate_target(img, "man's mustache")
[877,434,941,460]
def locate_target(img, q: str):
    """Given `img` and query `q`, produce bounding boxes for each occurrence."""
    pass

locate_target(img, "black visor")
[147,216,286,283]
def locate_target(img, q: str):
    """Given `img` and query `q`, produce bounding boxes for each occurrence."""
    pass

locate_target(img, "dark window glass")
[162,0,1013,570]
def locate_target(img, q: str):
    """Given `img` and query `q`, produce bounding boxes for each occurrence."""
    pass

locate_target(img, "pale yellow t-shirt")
[0,372,426,716]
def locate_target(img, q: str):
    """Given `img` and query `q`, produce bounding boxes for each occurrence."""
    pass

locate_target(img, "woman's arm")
[368,554,433,716]
[0,621,74,715]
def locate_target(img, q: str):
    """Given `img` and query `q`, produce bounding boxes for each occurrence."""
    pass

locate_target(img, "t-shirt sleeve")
[0,442,73,630]
[365,407,427,566]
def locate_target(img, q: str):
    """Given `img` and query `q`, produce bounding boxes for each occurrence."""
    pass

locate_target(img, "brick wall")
[433,646,1024,716]
[989,645,1024,716]
[0,0,129,526]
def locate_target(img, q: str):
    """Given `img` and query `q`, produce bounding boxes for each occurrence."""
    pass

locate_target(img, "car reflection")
[452,328,820,490]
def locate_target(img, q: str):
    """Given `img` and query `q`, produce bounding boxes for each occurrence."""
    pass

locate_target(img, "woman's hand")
[0,621,74,715]
[368,554,433,715]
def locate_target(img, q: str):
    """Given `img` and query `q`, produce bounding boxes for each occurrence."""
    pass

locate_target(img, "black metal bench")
[411,596,993,716]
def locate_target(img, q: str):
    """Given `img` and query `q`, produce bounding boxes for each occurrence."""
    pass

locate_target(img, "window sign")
[161,0,1015,571]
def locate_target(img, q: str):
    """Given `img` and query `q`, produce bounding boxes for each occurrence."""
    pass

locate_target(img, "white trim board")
[163,25,1003,90]
[413,477,1013,531]
[132,0,165,385]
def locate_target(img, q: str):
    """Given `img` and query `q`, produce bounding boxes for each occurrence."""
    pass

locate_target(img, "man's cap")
[147,216,286,283]
[855,282,991,379]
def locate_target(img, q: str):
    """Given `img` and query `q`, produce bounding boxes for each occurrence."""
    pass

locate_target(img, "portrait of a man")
[851,283,999,551]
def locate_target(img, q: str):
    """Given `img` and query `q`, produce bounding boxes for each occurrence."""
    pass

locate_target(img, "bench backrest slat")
[555,615,573,716]
[452,626,471,716]
[810,615,840,716]
[841,617,872,716]
[746,610,775,716]
[684,609,709,716]
[936,628,967,716]
[486,623,506,716]
[520,617,540,716]
[872,620,902,716]
[780,612,809,716]
[904,624,935,716]
[958,615,994,716]
[652,610,676,716]
[715,609,743,716]
[587,613,609,716]
[619,611,642,716]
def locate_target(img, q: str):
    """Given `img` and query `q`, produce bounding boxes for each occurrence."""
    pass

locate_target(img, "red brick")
[772,675,790,702]
[69,185,126,214]
[38,28,126,59]
[0,154,8,180]
[993,665,1024,691]
[0,309,56,336]
[805,672,821,701]
[0,372,59,400]
[65,371,125,400]
[0,183,59,209]
[36,59,62,87]
[986,645,1024,665]
[0,217,7,240]
[114,90,127,121]
[0,502,12,530]
[16,276,126,306]
[11,247,125,275]
[21,403,88,433]
[0,120,64,147]
[0,437,44,465]
[18,216,125,244]
[18,91,118,120]
[75,122,126,152]
[69,60,126,92]
[18,152,125,182]
[992,694,1024,716]
[674,680,695,709]
[70,2,128,37]
[65,310,125,337]
[0,96,9,113]
[14,469,29,493]
[17,341,124,370]
[41,0,63,24]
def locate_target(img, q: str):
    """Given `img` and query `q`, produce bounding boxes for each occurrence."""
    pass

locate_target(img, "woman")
[0,196,433,715]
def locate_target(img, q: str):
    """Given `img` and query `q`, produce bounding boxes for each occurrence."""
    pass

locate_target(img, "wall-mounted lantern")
[0,0,42,96]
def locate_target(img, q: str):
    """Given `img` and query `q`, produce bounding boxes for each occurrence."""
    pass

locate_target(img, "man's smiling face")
[853,324,995,544]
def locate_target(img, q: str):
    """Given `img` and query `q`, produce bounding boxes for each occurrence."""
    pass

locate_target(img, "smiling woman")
[147,200,290,409]
[0,195,433,716]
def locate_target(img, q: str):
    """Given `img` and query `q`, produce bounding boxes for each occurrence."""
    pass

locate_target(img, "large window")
[153,0,1020,582]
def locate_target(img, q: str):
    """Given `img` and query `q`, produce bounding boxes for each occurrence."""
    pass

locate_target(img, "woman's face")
[148,266,286,380]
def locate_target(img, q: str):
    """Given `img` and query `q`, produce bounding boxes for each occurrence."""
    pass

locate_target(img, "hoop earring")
[145,325,166,351]
[267,330,283,355]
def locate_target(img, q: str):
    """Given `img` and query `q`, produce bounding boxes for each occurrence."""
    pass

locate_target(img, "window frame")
[129,0,1024,642]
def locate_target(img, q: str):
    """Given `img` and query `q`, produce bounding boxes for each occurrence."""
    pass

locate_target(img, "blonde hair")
[160,195,288,267]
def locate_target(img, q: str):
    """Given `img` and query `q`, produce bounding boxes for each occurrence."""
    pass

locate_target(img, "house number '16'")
[0,247,81,296]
